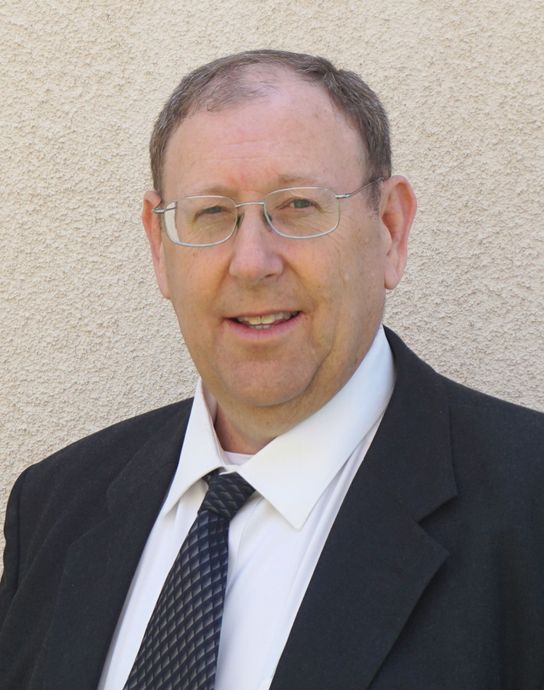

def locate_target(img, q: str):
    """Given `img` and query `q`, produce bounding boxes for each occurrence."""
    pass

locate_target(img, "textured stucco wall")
[1,0,543,529]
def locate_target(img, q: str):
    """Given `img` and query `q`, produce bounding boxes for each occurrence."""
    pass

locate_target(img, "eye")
[291,197,314,209]
[281,196,318,211]
[197,204,228,216]
[191,203,233,224]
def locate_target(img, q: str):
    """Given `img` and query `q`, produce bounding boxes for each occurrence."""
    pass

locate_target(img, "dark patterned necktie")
[123,471,255,690]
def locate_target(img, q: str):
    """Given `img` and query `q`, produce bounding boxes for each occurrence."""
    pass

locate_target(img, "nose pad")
[234,207,270,236]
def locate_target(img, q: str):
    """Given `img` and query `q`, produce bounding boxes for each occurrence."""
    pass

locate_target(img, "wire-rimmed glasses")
[153,177,383,248]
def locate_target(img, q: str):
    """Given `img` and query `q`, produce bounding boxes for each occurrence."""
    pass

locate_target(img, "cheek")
[305,245,360,354]
[330,234,386,323]
[163,253,201,325]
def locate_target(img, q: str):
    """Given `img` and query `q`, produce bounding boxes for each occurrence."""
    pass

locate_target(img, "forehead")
[161,71,365,195]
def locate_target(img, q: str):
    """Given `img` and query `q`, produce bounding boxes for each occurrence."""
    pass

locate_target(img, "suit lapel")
[37,402,192,690]
[271,330,457,690]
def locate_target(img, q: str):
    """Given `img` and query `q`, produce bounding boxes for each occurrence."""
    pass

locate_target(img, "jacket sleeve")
[0,468,28,627]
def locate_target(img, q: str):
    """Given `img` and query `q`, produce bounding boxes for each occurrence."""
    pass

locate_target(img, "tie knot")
[200,471,254,521]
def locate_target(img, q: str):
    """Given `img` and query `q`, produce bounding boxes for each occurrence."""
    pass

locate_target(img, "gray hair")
[149,49,391,197]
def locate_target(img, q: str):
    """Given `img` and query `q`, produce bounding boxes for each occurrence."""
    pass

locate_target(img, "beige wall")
[1,0,543,525]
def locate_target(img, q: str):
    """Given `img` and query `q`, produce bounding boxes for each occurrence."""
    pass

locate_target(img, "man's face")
[144,71,413,451]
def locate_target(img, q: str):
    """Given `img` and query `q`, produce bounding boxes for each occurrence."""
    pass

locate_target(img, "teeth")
[236,311,297,328]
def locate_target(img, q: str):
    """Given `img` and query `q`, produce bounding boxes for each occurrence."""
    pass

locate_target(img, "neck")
[213,404,293,454]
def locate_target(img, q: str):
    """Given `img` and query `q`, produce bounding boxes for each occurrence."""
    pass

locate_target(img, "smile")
[234,311,299,329]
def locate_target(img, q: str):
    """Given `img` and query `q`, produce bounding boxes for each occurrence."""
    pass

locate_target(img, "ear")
[379,175,417,290]
[142,190,171,299]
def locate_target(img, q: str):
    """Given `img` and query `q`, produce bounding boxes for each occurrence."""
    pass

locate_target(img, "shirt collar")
[163,326,395,529]
[161,382,225,515]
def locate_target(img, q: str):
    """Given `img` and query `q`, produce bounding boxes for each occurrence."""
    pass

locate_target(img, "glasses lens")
[264,187,338,238]
[167,196,237,246]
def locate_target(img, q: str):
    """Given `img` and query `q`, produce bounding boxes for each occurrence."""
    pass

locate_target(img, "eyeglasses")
[153,177,383,248]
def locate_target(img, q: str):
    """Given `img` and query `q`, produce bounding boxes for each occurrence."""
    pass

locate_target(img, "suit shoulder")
[22,398,193,488]
[386,326,544,447]
[441,374,543,440]
[385,328,543,525]
[438,375,544,501]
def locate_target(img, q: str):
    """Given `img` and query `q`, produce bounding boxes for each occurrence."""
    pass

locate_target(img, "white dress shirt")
[98,326,395,690]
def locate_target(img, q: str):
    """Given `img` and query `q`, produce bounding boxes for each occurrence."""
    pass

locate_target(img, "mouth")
[231,311,300,330]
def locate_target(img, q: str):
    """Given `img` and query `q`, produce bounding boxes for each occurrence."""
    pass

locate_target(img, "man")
[0,49,543,690]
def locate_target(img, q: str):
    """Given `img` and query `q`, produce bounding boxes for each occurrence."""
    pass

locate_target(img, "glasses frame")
[153,177,384,248]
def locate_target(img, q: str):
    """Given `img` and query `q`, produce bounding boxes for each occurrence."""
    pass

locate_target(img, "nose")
[228,204,284,284]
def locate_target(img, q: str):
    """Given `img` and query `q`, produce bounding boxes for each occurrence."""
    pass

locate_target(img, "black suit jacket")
[1,330,544,689]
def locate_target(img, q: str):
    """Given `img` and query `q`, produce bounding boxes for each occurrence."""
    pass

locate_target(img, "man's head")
[142,50,416,453]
